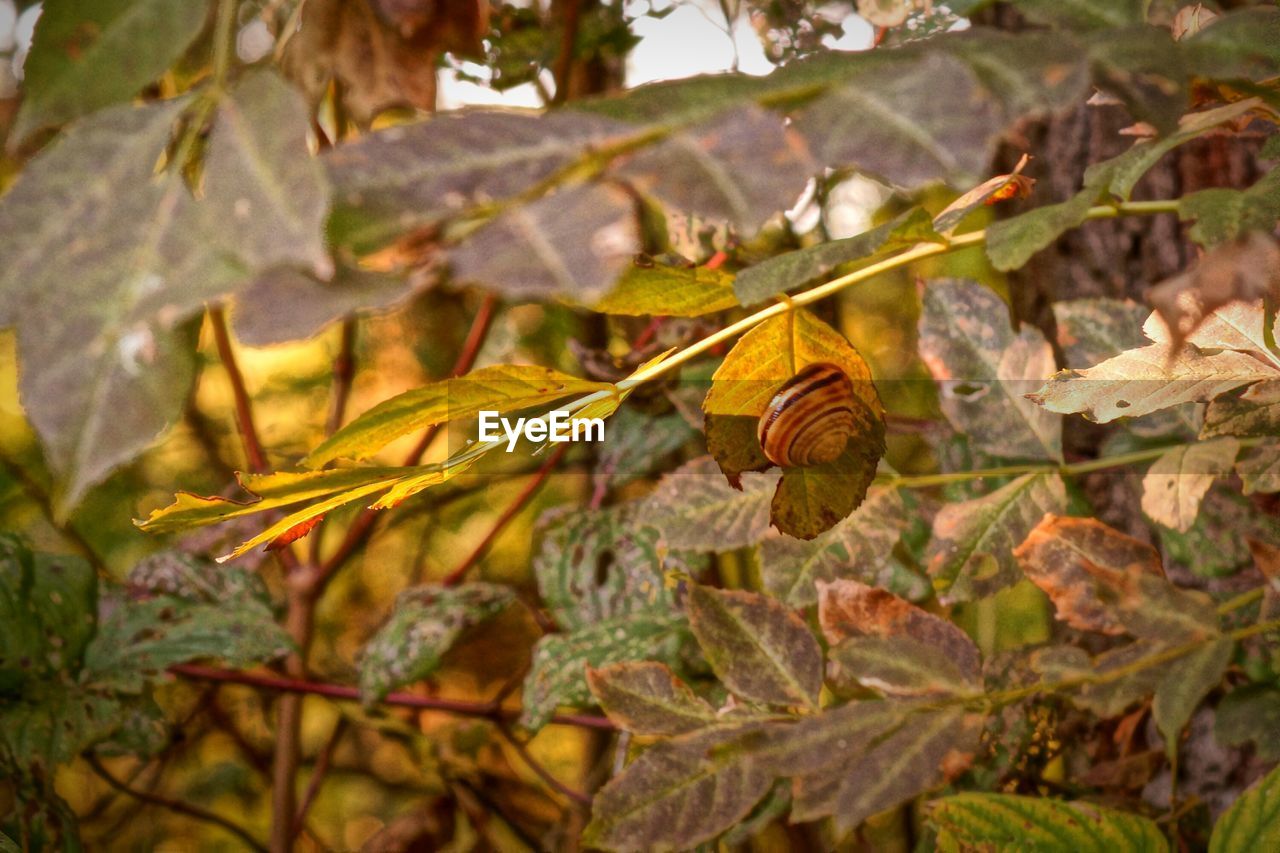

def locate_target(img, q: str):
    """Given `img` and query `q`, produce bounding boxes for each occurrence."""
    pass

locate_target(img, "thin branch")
[315,294,498,588]
[293,717,347,834]
[325,319,358,438]
[443,443,569,586]
[208,305,268,475]
[84,753,268,853]
[496,722,592,806]
[169,663,616,730]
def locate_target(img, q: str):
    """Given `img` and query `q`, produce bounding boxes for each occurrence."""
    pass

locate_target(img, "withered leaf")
[1140,438,1240,531]
[1014,515,1164,635]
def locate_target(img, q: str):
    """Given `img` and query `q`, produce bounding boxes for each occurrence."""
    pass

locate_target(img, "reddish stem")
[208,306,268,475]
[168,663,615,730]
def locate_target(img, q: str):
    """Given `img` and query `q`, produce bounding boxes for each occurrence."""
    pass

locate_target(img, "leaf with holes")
[927,472,1066,604]
[1029,344,1280,424]
[359,583,514,703]
[586,662,718,735]
[533,505,700,630]
[918,279,1061,462]
[1140,438,1240,532]
[687,585,821,708]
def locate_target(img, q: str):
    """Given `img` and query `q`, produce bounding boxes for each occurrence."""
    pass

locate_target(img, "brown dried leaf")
[1015,515,1163,635]
[1139,438,1240,532]
[815,579,981,685]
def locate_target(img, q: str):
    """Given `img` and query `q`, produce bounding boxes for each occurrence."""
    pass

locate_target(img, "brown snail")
[757,362,857,468]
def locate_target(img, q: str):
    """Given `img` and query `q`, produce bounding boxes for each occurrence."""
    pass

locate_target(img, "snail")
[757,362,858,467]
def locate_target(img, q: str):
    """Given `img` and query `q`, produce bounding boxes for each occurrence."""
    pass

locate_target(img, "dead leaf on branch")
[1146,232,1280,354]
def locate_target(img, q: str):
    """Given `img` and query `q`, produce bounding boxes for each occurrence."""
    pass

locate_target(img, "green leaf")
[930,792,1169,853]
[759,487,907,607]
[918,279,1062,462]
[771,439,884,541]
[11,0,211,144]
[926,472,1066,604]
[586,662,718,735]
[635,457,779,552]
[1030,344,1280,424]
[584,724,773,852]
[324,109,633,251]
[985,182,1098,272]
[521,614,689,732]
[359,583,514,703]
[0,535,96,690]
[533,505,698,631]
[733,208,941,307]
[1179,168,1280,247]
[1159,485,1280,579]
[1153,637,1233,757]
[1,684,120,772]
[1,73,331,511]
[449,182,640,304]
[1215,683,1280,762]
[1210,762,1280,853]
[594,261,739,317]
[136,466,421,535]
[84,552,293,693]
[1238,439,1280,495]
[305,364,611,468]
[1140,438,1239,532]
[687,585,822,708]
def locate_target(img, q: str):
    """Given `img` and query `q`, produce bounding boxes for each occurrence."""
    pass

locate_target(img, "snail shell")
[757,362,857,468]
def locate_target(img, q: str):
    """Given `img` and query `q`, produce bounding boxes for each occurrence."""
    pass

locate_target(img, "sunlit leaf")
[687,585,822,708]
[586,662,718,735]
[1029,344,1280,424]
[918,279,1062,461]
[1140,438,1239,531]
[11,0,210,144]
[927,472,1066,604]
[358,583,514,702]
[929,792,1169,853]
[305,364,611,467]
[594,261,739,317]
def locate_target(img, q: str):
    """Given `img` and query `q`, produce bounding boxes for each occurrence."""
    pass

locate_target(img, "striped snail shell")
[757,362,857,468]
